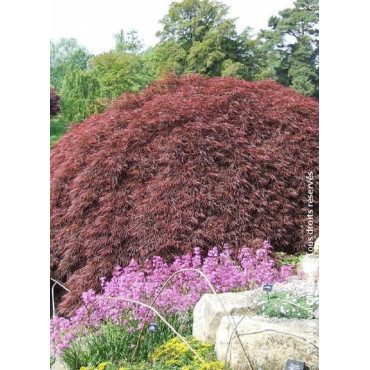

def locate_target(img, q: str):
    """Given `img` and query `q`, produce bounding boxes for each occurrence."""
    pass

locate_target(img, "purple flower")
[50,241,294,354]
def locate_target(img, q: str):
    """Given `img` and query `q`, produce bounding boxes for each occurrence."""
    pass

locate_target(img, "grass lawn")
[50,117,69,146]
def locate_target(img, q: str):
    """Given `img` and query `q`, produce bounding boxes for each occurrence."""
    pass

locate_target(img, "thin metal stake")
[51,282,57,318]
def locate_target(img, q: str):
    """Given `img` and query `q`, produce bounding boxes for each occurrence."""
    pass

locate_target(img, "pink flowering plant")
[51,241,294,365]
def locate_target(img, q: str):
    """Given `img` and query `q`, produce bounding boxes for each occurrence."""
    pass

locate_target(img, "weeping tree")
[58,30,153,123]
[60,66,103,122]
[50,38,93,89]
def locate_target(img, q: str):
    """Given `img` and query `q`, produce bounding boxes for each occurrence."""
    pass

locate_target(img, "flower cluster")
[51,241,294,356]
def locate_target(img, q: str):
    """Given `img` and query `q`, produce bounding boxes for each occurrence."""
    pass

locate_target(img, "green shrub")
[275,252,304,269]
[257,291,319,319]
[152,336,227,369]
[75,336,227,370]
[62,313,193,370]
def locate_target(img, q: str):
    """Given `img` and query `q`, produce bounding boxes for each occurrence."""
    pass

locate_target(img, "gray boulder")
[314,237,319,254]
[297,254,319,281]
[51,357,68,370]
[215,315,319,370]
[192,290,259,343]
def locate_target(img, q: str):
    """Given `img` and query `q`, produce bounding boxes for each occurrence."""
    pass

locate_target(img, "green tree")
[57,31,157,122]
[88,30,156,100]
[113,30,157,88]
[50,38,93,89]
[114,29,144,55]
[221,60,248,79]
[60,66,102,122]
[259,0,319,97]
[155,0,263,79]
[138,46,164,82]
[157,0,231,46]
[152,41,187,76]
[90,53,141,98]
[288,35,319,97]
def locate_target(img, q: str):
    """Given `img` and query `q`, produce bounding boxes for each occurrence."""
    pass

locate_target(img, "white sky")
[50,0,295,54]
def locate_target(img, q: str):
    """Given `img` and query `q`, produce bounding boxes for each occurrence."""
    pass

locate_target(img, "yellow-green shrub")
[152,336,227,369]
[79,336,227,370]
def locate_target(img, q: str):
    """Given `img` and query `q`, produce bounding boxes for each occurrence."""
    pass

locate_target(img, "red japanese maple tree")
[51,75,318,314]
[50,86,60,116]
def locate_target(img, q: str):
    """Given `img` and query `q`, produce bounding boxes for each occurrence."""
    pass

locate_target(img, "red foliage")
[50,86,60,116]
[50,75,319,314]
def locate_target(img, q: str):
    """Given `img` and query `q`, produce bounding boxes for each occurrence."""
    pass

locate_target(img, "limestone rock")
[192,290,259,343]
[313,237,319,254]
[297,254,319,281]
[215,315,319,370]
[51,357,68,370]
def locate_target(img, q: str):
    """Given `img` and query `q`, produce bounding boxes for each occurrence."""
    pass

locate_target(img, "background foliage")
[50,38,93,90]
[50,0,319,137]
[259,0,319,97]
